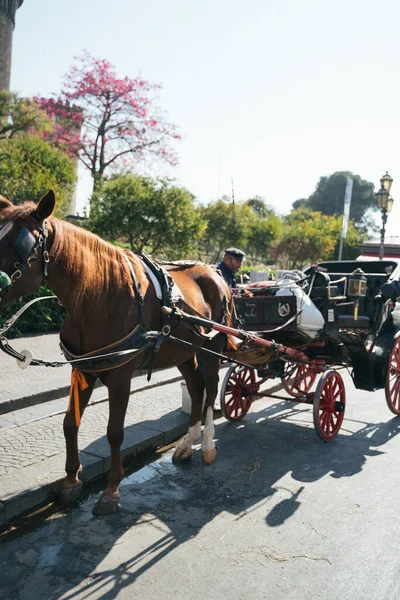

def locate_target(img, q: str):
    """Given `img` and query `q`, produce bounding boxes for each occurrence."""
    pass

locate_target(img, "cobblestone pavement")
[0,377,189,527]
[0,331,226,526]
[0,333,70,401]
[0,382,184,477]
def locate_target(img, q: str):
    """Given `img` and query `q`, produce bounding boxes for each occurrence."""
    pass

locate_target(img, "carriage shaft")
[162,306,321,366]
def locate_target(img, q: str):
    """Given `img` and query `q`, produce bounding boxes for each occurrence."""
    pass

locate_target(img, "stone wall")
[0,0,23,91]
[0,12,13,90]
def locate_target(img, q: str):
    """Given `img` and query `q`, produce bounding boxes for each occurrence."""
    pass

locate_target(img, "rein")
[0,248,154,369]
[0,233,228,371]
[0,293,159,369]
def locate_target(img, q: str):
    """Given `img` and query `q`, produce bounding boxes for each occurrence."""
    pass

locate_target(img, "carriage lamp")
[376,172,394,260]
[348,268,367,321]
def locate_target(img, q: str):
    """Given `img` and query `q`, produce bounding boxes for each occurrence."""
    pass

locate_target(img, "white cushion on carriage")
[275,283,325,339]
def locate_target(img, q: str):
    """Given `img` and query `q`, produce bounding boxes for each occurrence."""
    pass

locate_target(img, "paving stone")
[0,379,189,528]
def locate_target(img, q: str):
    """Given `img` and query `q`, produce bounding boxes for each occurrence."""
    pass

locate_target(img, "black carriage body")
[311,260,400,391]
[235,259,400,392]
[234,294,297,332]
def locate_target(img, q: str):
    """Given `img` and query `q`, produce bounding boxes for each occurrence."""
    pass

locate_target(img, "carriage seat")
[244,280,279,296]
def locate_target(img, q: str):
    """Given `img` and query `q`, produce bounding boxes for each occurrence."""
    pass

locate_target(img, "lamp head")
[380,171,393,193]
[376,187,389,209]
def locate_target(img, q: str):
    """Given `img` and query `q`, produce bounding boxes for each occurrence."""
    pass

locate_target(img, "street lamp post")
[375,172,394,260]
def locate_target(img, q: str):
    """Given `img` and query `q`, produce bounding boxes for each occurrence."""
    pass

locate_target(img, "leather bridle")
[0,216,49,300]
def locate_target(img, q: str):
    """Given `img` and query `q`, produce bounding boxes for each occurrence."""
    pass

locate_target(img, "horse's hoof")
[92,494,120,516]
[202,448,217,464]
[58,481,83,505]
[172,446,192,462]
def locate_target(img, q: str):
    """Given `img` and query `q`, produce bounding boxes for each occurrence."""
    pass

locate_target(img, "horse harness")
[0,220,221,375]
[59,252,220,377]
[0,216,49,298]
[59,251,182,375]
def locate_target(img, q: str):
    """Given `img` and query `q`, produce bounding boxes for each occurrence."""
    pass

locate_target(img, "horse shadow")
[3,399,400,600]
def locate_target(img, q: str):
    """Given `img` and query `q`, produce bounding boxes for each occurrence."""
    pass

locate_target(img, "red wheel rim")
[313,371,345,441]
[221,366,256,421]
[283,364,316,397]
[386,338,400,415]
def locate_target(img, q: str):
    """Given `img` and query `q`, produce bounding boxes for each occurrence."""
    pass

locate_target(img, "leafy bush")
[0,284,65,338]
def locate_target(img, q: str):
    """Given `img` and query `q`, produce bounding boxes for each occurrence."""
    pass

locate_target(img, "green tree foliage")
[0,135,76,216]
[0,284,65,338]
[0,91,51,139]
[293,171,377,231]
[89,174,205,258]
[272,208,364,269]
[199,196,281,263]
[198,197,252,262]
[243,198,282,262]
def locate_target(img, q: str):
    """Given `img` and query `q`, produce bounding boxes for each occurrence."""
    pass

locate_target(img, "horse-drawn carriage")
[216,259,400,440]
[1,190,400,514]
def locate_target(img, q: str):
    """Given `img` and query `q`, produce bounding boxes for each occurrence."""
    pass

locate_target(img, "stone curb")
[0,385,72,416]
[0,374,184,417]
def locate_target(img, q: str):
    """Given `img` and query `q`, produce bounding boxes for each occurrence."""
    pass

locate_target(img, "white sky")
[9,0,400,235]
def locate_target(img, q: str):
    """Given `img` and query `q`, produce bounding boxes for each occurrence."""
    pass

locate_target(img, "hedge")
[0,284,65,339]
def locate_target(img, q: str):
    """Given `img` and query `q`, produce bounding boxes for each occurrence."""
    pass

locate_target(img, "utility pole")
[231,177,236,241]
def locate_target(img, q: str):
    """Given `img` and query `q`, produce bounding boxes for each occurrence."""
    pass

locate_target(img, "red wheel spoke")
[386,339,400,416]
[283,364,316,397]
[314,371,345,441]
[221,366,255,421]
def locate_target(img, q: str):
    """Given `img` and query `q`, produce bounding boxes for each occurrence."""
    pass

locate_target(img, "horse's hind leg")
[60,371,97,505]
[93,371,131,515]
[173,355,205,462]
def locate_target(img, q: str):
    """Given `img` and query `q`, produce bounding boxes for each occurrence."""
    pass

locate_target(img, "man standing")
[216,247,245,288]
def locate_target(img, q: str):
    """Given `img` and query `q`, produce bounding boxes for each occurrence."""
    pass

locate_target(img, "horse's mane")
[1,201,38,222]
[161,260,207,270]
[0,202,130,312]
[50,218,129,310]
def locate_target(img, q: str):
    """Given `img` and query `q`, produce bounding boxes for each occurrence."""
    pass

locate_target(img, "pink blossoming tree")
[36,51,180,201]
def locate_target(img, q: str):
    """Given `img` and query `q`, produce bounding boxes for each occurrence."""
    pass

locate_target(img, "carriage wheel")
[385,336,400,415]
[220,365,257,421]
[283,363,316,397]
[313,370,346,441]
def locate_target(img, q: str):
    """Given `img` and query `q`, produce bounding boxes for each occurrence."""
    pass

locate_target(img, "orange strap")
[68,368,89,426]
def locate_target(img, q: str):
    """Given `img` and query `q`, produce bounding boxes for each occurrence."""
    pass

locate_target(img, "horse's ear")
[34,190,56,222]
[0,195,12,212]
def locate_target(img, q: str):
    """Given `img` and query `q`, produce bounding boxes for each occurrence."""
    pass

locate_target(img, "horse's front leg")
[173,355,205,462]
[59,371,97,505]
[93,373,131,515]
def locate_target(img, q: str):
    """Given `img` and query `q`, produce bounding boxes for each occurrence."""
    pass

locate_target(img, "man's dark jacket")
[216,260,236,288]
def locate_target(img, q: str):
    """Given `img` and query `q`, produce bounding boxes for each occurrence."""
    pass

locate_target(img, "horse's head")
[0,190,56,305]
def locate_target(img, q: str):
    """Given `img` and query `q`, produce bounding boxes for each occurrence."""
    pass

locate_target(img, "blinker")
[14,228,37,261]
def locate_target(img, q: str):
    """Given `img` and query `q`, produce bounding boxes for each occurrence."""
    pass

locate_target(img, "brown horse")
[0,190,234,515]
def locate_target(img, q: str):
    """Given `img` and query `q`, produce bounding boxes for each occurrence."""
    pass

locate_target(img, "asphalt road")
[1,372,400,600]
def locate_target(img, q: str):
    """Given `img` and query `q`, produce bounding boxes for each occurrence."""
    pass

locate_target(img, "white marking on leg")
[202,406,215,454]
[177,420,201,453]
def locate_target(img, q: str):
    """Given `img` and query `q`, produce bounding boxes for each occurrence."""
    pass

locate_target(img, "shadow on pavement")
[2,399,400,599]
